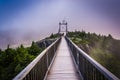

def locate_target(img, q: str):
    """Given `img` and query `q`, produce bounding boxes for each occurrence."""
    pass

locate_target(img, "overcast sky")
[0,0,120,49]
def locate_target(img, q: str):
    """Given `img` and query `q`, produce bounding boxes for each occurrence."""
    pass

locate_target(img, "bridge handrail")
[13,37,61,80]
[65,36,119,80]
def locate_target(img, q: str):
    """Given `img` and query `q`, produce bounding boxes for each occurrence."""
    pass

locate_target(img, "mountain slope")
[67,31,120,78]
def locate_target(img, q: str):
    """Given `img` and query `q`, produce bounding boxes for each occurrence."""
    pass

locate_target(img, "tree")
[4,46,16,66]
[28,41,41,56]
[50,33,54,38]
[108,34,113,39]
[0,49,2,55]
[16,44,29,65]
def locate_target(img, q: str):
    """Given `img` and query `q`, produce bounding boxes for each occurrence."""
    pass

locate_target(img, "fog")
[0,0,120,49]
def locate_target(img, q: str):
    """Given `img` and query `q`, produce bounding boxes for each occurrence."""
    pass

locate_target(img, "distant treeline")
[0,33,59,80]
[67,31,120,78]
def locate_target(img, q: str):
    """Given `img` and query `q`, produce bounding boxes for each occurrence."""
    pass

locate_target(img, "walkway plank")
[46,37,81,80]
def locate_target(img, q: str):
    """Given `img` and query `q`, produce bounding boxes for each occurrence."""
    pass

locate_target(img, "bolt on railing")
[13,38,61,80]
[65,36,119,80]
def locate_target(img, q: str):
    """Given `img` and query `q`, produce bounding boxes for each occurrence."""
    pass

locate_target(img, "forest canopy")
[0,42,41,80]
[0,33,58,80]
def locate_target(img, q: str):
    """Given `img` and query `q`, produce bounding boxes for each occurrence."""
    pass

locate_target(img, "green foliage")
[15,64,23,74]
[50,33,54,38]
[0,49,2,54]
[0,41,44,80]
[47,33,59,39]
[0,33,57,80]
[28,41,41,56]
[67,31,120,78]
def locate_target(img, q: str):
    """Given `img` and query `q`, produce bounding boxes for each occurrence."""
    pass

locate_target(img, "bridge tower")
[58,20,68,35]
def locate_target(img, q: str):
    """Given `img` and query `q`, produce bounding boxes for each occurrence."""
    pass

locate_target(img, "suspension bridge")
[13,20,119,80]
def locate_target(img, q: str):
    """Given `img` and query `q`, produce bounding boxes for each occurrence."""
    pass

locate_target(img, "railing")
[13,38,61,80]
[65,37,119,80]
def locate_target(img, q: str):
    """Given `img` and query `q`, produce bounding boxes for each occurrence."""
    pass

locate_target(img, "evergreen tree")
[0,49,2,55]
[108,34,113,39]
[50,33,54,38]
[28,41,41,56]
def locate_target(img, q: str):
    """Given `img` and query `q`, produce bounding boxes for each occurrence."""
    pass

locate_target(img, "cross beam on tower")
[58,20,68,34]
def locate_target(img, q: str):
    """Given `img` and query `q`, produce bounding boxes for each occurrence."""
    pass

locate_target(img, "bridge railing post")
[65,36,119,80]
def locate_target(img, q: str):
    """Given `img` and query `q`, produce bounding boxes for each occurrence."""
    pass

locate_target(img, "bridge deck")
[46,37,81,80]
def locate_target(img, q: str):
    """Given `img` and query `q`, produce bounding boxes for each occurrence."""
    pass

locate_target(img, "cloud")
[0,0,68,49]
[0,0,120,49]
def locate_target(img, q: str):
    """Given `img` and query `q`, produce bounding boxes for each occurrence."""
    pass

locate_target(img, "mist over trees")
[67,31,120,78]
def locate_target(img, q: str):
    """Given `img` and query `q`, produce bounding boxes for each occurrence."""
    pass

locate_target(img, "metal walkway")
[46,37,81,80]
